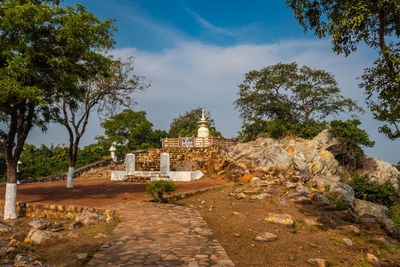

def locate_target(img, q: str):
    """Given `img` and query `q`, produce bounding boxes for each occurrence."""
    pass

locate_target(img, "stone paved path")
[88,202,234,266]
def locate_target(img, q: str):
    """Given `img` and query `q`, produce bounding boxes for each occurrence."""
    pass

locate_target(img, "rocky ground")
[177,180,400,266]
[0,210,117,266]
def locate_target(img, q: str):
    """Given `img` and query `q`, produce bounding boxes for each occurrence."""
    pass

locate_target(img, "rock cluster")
[218,129,400,190]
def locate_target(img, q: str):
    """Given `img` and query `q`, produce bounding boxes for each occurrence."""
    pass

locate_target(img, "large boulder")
[309,175,354,204]
[75,210,99,225]
[353,199,400,236]
[28,218,50,230]
[0,222,13,233]
[359,157,400,190]
[353,198,388,218]
[27,229,60,244]
[221,143,293,172]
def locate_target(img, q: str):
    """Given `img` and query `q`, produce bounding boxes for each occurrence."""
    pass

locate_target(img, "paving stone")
[88,202,234,266]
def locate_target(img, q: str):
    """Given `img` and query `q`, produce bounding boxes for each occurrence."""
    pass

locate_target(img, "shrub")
[334,200,348,210]
[146,180,178,202]
[329,119,375,169]
[389,204,400,230]
[350,174,398,207]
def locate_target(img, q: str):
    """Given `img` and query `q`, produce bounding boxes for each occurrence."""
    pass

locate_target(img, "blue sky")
[28,0,400,164]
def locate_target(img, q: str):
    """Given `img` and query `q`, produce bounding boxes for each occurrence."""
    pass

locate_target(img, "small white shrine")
[197,109,210,138]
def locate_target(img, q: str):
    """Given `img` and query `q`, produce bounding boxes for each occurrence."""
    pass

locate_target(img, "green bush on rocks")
[350,174,398,207]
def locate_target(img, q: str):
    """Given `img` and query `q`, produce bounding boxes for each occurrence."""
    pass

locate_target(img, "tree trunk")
[128,139,132,151]
[67,143,78,189]
[4,161,17,220]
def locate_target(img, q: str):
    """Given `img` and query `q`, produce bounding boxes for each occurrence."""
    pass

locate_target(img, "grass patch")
[329,236,343,246]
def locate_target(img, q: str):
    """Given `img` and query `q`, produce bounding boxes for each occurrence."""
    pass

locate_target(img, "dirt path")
[0,177,224,207]
[88,201,234,266]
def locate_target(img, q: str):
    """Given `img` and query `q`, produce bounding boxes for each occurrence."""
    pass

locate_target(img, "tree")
[329,119,375,169]
[234,62,361,140]
[100,109,164,151]
[168,107,222,138]
[286,0,400,140]
[0,0,115,219]
[57,58,148,188]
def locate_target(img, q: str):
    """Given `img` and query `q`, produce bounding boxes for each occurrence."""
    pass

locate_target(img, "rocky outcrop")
[220,130,342,180]
[309,175,355,204]
[219,129,400,193]
[359,157,400,189]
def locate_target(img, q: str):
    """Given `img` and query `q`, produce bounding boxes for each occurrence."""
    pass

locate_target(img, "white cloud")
[184,8,234,36]
[28,39,400,164]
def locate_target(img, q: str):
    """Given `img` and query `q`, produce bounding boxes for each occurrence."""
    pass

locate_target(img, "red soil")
[0,177,224,207]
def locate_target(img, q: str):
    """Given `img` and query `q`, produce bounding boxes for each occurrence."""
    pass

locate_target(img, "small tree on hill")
[168,107,222,138]
[234,62,362,140]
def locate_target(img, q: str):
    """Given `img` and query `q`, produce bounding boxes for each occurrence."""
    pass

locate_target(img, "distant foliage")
[0,143,109,180]
[146,180,178,202]
[328,120,375,169]
[101,109,168,152]
[350,175,398,207]
[239,118,327,142]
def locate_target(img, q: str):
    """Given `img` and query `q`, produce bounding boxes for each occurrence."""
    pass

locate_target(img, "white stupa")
[197,109,210,138]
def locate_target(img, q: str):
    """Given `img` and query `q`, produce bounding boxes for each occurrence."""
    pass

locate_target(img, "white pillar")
[4,183,17,220]
[160,153,170,176]
[109,141,117,161]
[66,167,74,188]
[126,153,135,175]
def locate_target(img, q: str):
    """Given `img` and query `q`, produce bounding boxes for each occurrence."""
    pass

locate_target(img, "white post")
[4,183,17,220]
[109,141,117,161]
[160,153,170,176]
[126,153,135,175]
[66,167,74,188]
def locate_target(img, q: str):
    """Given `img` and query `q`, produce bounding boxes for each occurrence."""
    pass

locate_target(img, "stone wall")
[0,200,118,220]
[134,147,220,171]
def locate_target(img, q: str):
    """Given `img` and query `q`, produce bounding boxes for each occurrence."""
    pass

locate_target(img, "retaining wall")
[0,200,118,220]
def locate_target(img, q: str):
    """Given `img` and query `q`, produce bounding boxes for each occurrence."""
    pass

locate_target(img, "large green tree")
[101,109,167,151]
[168,107,222,138]
[57,57,148,188]
[0,0,115,219]
[286,0,400,140]
[235,62,361,140]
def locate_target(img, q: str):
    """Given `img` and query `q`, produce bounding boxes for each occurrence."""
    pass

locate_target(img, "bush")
[329,119,375,169]
[350,174,398,207]
[389,204,400,230]
[146,180,178,202]
[334,200,348,210]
